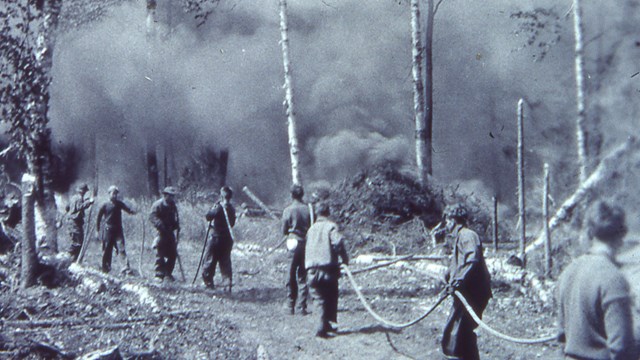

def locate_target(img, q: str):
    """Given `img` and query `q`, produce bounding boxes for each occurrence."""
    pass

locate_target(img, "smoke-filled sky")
[48,0,640,206]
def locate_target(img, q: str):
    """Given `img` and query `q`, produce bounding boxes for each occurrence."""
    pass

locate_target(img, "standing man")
[441,204,492,360]
[96,186,136,274]
[281,184,313,315]
[202,186,236,292]
[149,186,180,282]
[67,183,94,261]
[305,202,349,338]
[557,201,638,360]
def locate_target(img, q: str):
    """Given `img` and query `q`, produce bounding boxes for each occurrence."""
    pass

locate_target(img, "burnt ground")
[0,214,567,360]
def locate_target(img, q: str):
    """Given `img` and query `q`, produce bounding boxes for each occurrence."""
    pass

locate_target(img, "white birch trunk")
[21,174,38,288]
[543,163,551,278]
[525,137,638,255]
[411,0,428,184]
[278,0,302,185]
[573,0,588,184]
[423,0,434,177]
[517,99,526,264]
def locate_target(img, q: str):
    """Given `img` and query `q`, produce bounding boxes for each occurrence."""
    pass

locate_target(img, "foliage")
[0,1,57,169]
[177,145,227,202]
[511,8,562,62]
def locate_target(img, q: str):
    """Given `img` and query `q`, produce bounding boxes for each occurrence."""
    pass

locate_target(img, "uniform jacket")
[281,200,312,239]
[149,198,179,234]
[97,199,134,232]
[448,224,492,303]
[557,252,638,360]
[305,217,348,269]
[206,201,236,239]
[68,193,92,226]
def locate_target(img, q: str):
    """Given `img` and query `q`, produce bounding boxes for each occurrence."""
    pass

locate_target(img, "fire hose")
[453,290,558,344]
[342,265,558,344]
[342,265,448,329]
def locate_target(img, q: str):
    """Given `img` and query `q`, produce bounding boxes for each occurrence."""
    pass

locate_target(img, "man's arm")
[118,200,136,215]
[330,226,349,265]
[96,205,105,232]
[450,231,482,286]
[603,279,637,360]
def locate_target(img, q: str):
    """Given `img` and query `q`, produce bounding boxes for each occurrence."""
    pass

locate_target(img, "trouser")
[68,224,84,261]
[441,295,488,360]
[308,266,339,332]
[286,238,308,311]
[202,235,233,290]
[101,226,129,273]
[153,231,177,279]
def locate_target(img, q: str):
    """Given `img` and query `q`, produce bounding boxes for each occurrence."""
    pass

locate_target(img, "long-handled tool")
[192,221,212,285]
[175,228,186,282]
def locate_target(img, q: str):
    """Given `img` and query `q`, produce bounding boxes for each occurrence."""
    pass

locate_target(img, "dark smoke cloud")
[48,0,639,208]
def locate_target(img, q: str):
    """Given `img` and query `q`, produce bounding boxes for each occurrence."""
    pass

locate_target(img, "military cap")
[77,183,89,192]
[162,186,178,195]
[108,185,119,194]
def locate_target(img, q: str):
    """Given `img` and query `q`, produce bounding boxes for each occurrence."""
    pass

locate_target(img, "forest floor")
[0,214,578,360]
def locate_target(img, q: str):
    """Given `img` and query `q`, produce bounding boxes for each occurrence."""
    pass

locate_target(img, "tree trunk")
[146,146,159,197]
[21,174,38,288]
[411,0,428,184]
[423,0,434,177]
[219,149,229,187]
[516,99,526,265]
[278,0,302,186]
[543,163,551,278]
[573,0,588,184]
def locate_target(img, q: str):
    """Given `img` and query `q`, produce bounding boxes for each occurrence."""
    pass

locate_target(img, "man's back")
[282,201,311,237]
[558,253,636,360]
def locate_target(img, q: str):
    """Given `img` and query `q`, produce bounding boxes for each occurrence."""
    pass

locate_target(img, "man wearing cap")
[557,201,638,360]
[281,184,313,315]
[305,202,349,338]
[67,183,94,261]
[202,186,236,292]
[96,186,136,274]
[441,204,492,360]
[149,186,180,282]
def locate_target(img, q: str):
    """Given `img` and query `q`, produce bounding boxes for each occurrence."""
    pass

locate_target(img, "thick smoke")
[48,0,639,207]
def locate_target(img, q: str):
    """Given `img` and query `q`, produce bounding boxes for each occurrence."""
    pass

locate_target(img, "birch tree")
[278,0,302,186]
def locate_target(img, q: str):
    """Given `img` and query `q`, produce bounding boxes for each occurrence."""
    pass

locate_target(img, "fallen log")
[242,186,279,221]
[525,136,638,255]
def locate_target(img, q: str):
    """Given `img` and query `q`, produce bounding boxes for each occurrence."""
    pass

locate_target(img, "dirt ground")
[1,215,569,359]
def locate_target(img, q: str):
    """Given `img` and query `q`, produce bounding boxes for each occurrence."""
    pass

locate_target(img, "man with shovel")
[96,185,136,274]
[150,186,180,283]
[202,186,236,292]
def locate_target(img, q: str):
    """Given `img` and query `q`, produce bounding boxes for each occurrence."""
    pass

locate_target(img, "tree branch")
[433,0,445,16]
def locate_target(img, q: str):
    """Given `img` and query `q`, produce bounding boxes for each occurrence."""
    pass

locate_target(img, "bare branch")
[433,0,445,16]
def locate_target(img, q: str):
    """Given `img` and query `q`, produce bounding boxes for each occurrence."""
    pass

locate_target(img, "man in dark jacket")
[441,204,492,360]
[281,184,313,315]
[305,202,349,338]
[202,186,236,292]
[149,187,180,282]
[557,201,638,360]
[96,185,136,274]
[67,183,94,260]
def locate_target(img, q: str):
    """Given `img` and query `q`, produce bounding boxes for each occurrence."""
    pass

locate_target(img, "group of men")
[65,180,639,358]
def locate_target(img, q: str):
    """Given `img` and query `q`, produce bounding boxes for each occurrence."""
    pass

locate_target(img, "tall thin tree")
[278,0,302,186]
[411,0,428,184]
[573,0,588,184]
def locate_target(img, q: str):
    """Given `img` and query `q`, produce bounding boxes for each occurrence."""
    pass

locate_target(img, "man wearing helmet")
[67,183,94,261]
[281,184,313,315]
[96,185,136,274]
[441,204,492,360]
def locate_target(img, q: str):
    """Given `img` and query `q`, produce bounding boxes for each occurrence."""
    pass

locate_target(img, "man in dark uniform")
[67,183,94,261]
[149,186,180,282]
[441,204,492,360]
[96,185,136,274]
[281,184,313,315]
[305,202,349,338]
[202,186,236,292]
[557,201,638,360]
